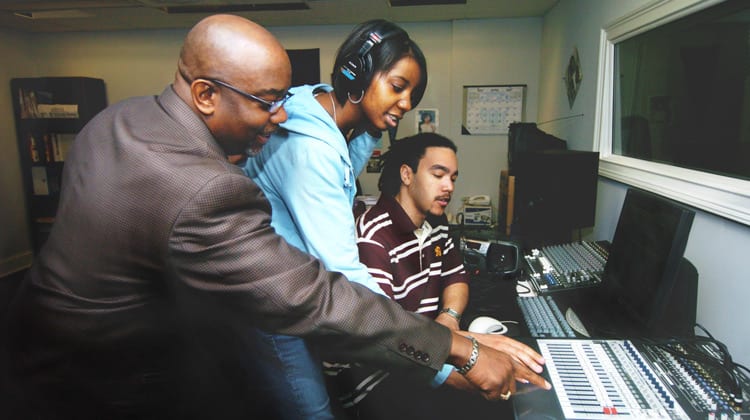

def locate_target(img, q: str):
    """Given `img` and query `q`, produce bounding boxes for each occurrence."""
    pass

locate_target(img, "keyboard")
[517,295,576,338]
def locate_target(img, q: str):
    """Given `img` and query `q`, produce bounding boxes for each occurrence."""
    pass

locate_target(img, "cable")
[515,281,531,295]
[735,362,750,376]
[695,323,715,339]
[653,340,742,402]
[672,325,745,404]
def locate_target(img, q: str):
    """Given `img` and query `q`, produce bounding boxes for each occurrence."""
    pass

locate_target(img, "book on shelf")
[18,87,77,119]
[18,88,28,119]
[43,134,53,162]
[51,133,75,162]
[31,166,49,195]
[36,104,79,119]
[28,134,41,163]
[28,133,75,163]
[25,90,39,118]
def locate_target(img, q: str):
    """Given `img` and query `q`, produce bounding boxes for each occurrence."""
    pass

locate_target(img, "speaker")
[338,30,397,94]
[485,241,521,278]
[648,257,698,338]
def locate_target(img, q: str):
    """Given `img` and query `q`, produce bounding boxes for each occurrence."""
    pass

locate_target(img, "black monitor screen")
[287,48,320,86]
[602,188,695,332]
[512,149,600,241]
[507,122,566,173]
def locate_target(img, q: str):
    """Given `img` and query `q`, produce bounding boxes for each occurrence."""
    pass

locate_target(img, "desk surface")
[400,274,527,420]
[460,273,569,420]
[455,274,535,419]
[462,273,528,336]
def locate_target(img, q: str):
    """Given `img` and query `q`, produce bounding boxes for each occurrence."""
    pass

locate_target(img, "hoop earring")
[347,90,364,104]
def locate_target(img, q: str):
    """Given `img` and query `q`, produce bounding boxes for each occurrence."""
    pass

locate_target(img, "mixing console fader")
[524,241,608,294]
[513,339,750,420]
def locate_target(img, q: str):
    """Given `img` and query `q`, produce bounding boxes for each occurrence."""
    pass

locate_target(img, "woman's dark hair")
[332,19,427,108]
[378,133,457,197]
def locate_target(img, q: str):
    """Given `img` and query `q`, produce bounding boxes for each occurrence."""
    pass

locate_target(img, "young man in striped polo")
[330,133,470,419]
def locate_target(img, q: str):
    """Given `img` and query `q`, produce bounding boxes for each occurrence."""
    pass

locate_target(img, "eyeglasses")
[207,78,292,114]
[180,69,291,114]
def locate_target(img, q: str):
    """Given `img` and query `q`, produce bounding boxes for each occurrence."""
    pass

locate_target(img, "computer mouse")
[468,316,509,335]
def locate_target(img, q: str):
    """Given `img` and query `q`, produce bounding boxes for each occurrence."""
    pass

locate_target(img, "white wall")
[0,29,34,276]
[539,0,750,367]
[446,18,542,218]
[30,29,188,103]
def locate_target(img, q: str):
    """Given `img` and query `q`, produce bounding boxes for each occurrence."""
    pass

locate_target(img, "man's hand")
[443,370,474,391]
[467,332,546,378]
[446,332,551,400]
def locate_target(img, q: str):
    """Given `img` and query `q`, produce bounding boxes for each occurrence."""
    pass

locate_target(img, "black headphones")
[338,29,400,94]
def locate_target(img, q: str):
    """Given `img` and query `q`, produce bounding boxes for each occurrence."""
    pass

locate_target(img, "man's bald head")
[180,15,291,80]
[174,14,292,155]
[178,14,290,84]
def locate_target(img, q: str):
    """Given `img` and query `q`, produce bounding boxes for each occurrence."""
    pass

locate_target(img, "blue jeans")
[247,329,334,420]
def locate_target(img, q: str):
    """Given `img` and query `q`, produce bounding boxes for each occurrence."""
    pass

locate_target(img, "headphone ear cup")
[338,29,399,95]
[339,54,367,93]
[360,52,373,84]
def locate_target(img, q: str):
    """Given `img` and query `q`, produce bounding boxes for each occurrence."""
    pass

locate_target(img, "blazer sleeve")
[167,172,449,379]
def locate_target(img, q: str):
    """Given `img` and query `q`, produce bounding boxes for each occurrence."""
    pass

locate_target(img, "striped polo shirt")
[355,194,469,318]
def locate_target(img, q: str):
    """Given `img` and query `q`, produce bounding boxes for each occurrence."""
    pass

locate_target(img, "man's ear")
[192,80,217,116]
[400,164,413,186]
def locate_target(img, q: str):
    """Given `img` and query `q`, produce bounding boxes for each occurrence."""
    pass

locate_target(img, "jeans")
[247,328,334,420]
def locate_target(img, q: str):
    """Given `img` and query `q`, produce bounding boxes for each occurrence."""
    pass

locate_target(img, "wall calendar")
[461,85,525,135]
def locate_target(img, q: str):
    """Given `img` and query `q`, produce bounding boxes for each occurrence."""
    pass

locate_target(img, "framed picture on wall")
[416,108,438,133]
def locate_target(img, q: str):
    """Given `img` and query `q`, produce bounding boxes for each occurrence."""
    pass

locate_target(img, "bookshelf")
[10,77,107,254]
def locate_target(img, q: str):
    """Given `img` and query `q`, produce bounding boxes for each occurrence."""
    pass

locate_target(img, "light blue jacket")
[244,84,453,387]
[243,84,382,293]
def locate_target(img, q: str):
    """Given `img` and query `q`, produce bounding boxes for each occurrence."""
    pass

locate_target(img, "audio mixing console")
[513,339,749,419]
[524,241,608,294]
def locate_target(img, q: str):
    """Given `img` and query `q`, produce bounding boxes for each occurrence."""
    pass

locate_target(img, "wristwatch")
[439,307,462,322]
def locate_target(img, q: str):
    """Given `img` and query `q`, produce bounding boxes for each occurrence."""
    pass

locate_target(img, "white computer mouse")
[468,316,508,335]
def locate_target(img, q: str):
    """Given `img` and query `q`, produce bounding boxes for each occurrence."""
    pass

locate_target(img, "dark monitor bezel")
[600,187,695,334]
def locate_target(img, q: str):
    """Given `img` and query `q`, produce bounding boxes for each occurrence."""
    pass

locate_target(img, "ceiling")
[0,0,559,33]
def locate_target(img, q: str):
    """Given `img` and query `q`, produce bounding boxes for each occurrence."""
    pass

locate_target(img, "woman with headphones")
[242,20,429,419]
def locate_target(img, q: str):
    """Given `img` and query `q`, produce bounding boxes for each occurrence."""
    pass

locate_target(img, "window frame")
[594,0,750,226]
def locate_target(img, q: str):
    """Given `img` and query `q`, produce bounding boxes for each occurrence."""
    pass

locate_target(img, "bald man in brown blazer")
[2,14,548,419]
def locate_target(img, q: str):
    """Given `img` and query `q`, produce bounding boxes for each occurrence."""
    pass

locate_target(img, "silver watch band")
[439,307,462,322]
[457,336,479,375]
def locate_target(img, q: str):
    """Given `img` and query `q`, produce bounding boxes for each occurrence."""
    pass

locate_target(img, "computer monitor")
[511,149,600,245]
[287,48,320,86]
[507,122,566,173]
[591,188,696,337]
